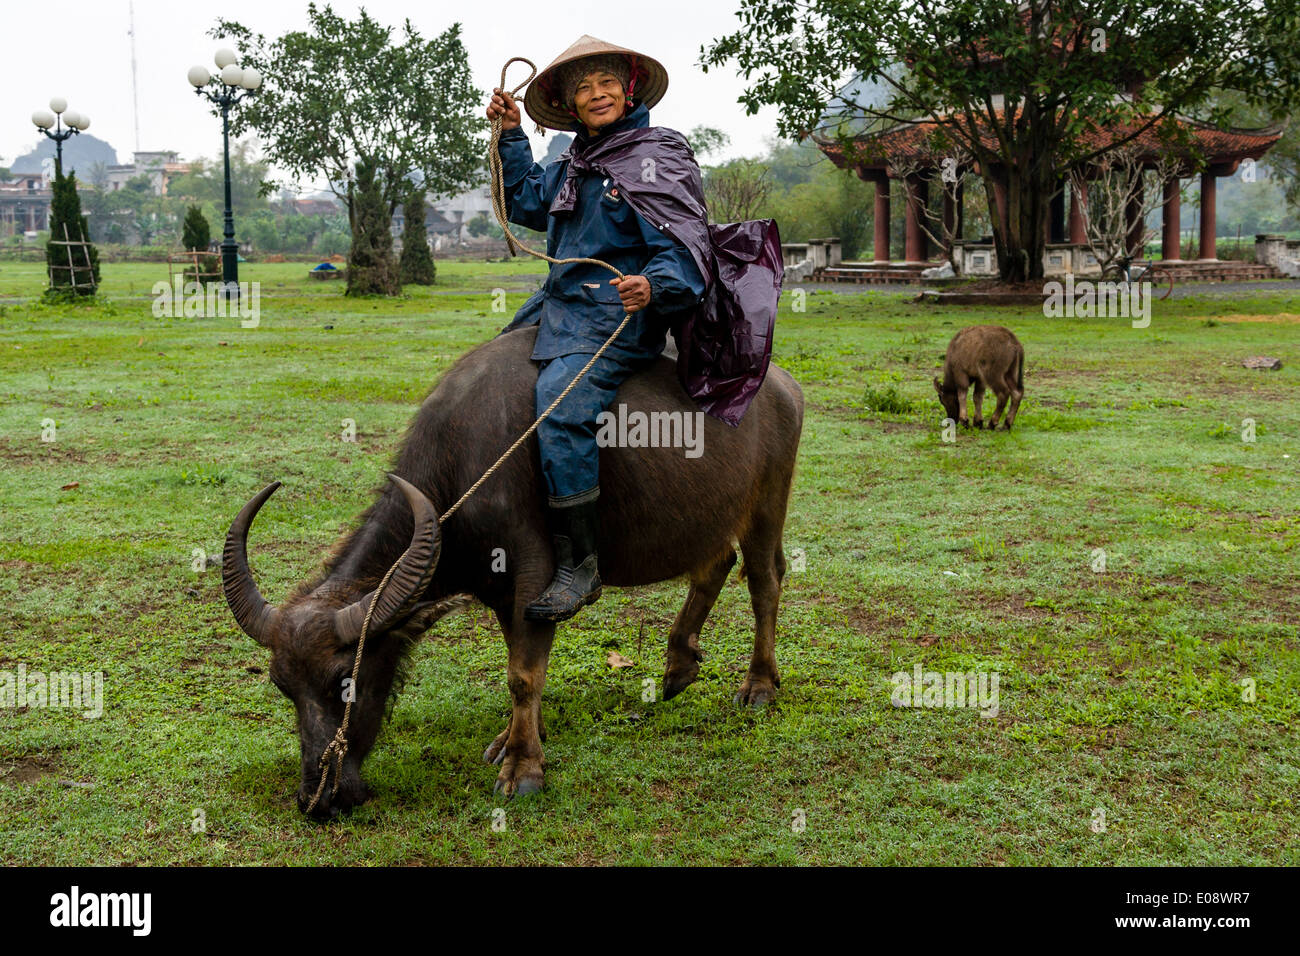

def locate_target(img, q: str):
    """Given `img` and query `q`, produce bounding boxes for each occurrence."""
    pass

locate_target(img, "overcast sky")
[5,0,787,193]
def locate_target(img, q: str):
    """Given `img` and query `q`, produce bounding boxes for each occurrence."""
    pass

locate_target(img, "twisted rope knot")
[319,727,349,768]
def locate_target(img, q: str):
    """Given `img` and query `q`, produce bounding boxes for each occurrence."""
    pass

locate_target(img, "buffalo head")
[222,474,463,819]
[933,376,961,424]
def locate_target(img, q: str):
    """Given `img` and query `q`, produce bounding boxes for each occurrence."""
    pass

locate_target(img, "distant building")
[105,151,192,195]
[0,173,51,234]
[391,197,461,251]
[430,182,497,241]
[428,134,573,241]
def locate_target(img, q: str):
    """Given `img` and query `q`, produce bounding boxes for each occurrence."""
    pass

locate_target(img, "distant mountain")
[540,133,573,165]
[817,68,909,136]
[10,134,119,177]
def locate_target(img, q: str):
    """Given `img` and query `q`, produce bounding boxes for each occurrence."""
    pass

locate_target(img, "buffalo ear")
[933,376,943,394]
[389,594,475,641]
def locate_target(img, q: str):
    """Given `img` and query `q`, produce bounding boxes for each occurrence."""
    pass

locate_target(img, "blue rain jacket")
[495,102,706,362]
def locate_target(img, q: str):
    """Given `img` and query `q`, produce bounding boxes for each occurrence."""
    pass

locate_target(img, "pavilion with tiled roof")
[813,109,1282,273]
[817,110,1283,275]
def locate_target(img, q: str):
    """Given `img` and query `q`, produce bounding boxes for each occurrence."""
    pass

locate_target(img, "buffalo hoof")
[662,634,704,701]
[662,660,701,701]
[661,672,697,701]
[733,677,779,709]
[493,770,544,798]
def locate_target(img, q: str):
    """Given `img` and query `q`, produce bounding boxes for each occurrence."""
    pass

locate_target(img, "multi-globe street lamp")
[188,48,262,299]
[31,97,91,175]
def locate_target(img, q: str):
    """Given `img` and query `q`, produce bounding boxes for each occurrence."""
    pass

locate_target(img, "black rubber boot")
[523,500,602,622]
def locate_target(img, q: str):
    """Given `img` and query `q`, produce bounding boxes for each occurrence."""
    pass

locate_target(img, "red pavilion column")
[1199,169,1217,260]
[873,173,891,264]
[1162,178,1182,261]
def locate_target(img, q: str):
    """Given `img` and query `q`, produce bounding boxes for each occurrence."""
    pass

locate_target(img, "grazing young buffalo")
[223,326,804,817]
[933,325,1025,430]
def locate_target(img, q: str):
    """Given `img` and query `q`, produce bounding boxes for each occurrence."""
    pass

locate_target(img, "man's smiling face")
[573,70,627,135]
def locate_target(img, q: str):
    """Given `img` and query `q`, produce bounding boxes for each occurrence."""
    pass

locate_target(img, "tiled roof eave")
[813,113,1283,172]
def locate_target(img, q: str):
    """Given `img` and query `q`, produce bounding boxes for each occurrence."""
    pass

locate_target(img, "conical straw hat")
[523,34,668,132]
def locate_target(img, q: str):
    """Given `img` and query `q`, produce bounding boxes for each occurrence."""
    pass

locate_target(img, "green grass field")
[1,260,1296,865]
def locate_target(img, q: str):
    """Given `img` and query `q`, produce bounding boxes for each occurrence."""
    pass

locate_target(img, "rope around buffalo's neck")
[305,58,632,812]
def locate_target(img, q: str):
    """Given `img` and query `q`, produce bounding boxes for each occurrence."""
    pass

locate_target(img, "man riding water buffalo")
[219,36,788,811]
[487,36,710,623]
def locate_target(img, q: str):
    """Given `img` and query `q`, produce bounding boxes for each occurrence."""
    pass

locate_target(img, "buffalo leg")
[736,514,788,708]
[988,389,1008,429]
[971,380,986,429]
[1004,370,1024,430]
[956,385,970,427]
[662,548,736,700]
[488,609,554,796]
[482,710,547,765]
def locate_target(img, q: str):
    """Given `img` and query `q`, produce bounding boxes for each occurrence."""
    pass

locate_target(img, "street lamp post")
[31,98,91,177]
[188,49,262,300]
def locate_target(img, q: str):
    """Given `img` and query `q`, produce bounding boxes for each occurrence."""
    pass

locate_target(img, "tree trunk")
[990,163,1052,282]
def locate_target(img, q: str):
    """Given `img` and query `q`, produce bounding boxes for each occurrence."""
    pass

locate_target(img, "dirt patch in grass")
[1156,367,1288,397]
[0,439,93,464]
[823,595,911,637]
[0,752,62,786]
[974,592,1053,620]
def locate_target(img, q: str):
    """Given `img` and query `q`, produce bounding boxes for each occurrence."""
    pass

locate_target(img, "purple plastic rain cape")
[550,127,783,426]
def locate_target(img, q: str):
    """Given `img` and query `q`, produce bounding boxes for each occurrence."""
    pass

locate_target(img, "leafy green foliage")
[465,213,503,240]
[861,382,921,416]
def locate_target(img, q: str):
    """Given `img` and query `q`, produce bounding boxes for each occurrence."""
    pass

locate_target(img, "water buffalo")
[933,325,1025,430]
[223,326,804,817]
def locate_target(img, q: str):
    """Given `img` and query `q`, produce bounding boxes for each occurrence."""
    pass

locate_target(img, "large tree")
[703,0,1300,280]
[211,5,485,294]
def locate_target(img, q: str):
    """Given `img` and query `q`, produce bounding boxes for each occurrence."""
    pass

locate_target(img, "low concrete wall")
[1256,234,1300,277]
[781,237,842,282]
[953,241,1103,277]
